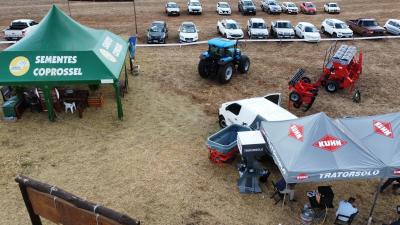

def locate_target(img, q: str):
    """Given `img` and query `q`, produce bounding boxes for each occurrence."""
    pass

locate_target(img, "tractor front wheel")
[198,59,210,78]
[301,76,311,83]
[218,63,234,84]
[325,80,339,93]
[238,55,250,74]
[289,91,301,103]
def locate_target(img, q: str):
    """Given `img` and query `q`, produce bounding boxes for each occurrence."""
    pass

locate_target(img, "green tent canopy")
[0,5,129,121]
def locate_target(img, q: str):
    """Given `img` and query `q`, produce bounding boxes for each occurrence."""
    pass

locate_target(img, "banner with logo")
[260,112,386,183]
[337,112,400,178]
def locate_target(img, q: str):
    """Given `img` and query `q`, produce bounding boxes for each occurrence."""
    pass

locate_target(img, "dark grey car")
[147,21,168,44]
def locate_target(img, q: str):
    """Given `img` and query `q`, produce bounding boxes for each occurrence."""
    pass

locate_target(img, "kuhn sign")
[313,135,347,152]
[296,173,309,181]
[373,120,393,138]
[289,124,304,142]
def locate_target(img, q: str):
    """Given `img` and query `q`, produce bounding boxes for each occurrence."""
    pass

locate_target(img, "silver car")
[384,19,400,35]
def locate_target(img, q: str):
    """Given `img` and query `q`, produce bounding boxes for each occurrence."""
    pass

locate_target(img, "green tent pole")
[113,82,123,120]
[43,86,55,122]
[125,64,128,92]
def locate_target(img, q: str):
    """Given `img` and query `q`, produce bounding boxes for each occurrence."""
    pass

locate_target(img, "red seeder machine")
[288,44,363,111]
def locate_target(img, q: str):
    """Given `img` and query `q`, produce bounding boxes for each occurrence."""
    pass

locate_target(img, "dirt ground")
[0,0,400,225]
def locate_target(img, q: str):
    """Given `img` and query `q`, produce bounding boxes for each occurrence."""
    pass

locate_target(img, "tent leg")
[113,82,123,120]
[367,178,384,225]
[43,86,55,122]
[125,65,128,92]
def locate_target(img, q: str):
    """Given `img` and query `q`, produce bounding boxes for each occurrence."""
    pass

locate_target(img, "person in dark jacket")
[380,178,400,193]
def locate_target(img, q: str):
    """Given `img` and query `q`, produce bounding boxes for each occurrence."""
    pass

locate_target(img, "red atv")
[288,44,362,111]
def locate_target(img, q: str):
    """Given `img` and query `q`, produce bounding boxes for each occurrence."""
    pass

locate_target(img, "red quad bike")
[289,44,363,111]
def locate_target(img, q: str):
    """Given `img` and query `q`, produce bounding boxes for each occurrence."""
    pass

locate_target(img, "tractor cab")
[199,38,250,84]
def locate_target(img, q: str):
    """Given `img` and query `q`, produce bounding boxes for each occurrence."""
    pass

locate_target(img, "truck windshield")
[269,2,277,5]
[167,3,178,8]
[190,2,200,6]
[362,20,378,27]
[277,22,291,28]
[227,23,238,29]
[329,3,337,7]
[288,3,296,7]
[243,1,254,6]
[335,23,347,29]
[252,22,266,29]
[149,25,164,32]
[306,3,315,8]
[219,3,229,8]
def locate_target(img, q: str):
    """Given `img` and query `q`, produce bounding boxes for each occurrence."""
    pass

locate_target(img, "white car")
[187,0,202,14]
[216,1,232,15]
[217,19,244,39]
[323,2,340,14]
[247,18,268,39]
[165,2,180,16]
[3,19,38,41]
[271,20,295,39]
[321,18,353,38]
[178,22,199,43]
[295,22,321,42]
[281,2,298,14]
[218,93,297,128]
[384,19,400,35]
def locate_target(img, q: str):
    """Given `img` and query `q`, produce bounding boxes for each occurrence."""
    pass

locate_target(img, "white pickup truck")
[218,93,297,129]
[3,19,38,41]
[217,19,244,39]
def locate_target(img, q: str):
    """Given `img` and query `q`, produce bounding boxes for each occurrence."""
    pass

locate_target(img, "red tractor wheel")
[325,80,339,93]
[301,76,311,83]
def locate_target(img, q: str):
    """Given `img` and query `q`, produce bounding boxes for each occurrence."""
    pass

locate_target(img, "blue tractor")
[198,38,250,84]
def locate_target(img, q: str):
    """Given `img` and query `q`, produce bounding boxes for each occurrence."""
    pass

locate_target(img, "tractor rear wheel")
[198,59,210,78]
[238,55,250,74]
[325,80,339,93]
[289,91,301,103]
[218,63,234,84]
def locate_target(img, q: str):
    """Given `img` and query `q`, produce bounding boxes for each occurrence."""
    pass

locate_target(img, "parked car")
[281,2,298,14]
[384,19,400,35]
[323,2,340,14]
[165,2,180,16]
[217,19,244,39]
[321,18,353,38]
[270,20,295,38]
[147,21,168,44]
[3,19,38,41]
[187,0,202,14]
[218,93,297,128]
[238,0,257,15]
[347,18,386,36]
[178,22,199,43]
[247,18,268,39]
[216,1,232,15]
[261,0,282,14]
[295,22,320,42]
[300,2,316,14]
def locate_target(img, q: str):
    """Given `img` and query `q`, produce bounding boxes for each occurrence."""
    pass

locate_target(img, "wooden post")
[18,184,43,225]
[133,0,138,35]
[113,82,123,120]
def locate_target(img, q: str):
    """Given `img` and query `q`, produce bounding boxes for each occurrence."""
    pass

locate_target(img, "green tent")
[0,5,129,121]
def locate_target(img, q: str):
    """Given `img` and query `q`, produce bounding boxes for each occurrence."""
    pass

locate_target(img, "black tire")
[238,55,250,74]
[352,89,361,103]
[321,26,325,33]
[325,80,339,93]
[303,97,315,112]
[333,32,338,38]
[219,115,227,128]
[293,101,302,108]
[261,5,264,12]
[198,59,209,78]
[289,91,301,103]
[301,76,311,83]
[218,63,234,84]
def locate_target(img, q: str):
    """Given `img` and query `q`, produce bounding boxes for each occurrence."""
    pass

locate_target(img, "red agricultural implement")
[289,44,362,111]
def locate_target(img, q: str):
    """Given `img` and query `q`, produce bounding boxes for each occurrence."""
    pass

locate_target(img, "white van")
[218,93,297,129]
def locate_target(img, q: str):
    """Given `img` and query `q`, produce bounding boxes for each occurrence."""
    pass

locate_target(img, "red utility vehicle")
[288,44,362,111]
[300,2,317,14]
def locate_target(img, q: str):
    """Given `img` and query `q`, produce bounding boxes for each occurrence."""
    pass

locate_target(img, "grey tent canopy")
[260,112,386,184]
[336,112,400,178]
